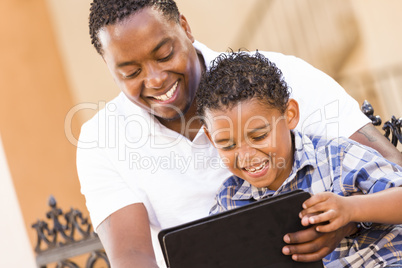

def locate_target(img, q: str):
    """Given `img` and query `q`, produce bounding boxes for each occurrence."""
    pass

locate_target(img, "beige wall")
[46,0,119,106]
[0,0,401,264]
[0,0,87,262]
[351,0,402,69]
[0,135,35,267]
[348,0,402,119]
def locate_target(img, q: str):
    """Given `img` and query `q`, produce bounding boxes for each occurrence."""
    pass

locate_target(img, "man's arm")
[350,123,402,166]
[97,203,159,268]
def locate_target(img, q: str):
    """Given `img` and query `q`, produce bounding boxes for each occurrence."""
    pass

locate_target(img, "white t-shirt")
[76,40,370,267]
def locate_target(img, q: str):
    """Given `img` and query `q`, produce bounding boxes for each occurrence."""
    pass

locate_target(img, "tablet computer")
[158,189,323,268]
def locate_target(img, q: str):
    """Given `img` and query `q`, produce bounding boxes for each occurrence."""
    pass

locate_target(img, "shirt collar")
[233,131,317,201]
[120,92,157,136]
[291,130,318,176]
[193,40,221,72]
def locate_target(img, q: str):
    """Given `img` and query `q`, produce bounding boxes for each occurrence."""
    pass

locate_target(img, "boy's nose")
[236,145,257,165]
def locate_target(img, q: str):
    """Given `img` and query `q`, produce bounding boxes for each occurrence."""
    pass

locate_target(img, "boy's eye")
[221,144,236,151]
[251,133,268,141]
[217,143,236,151]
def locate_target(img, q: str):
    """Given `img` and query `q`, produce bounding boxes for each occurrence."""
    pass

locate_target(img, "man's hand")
[282,221,356,262]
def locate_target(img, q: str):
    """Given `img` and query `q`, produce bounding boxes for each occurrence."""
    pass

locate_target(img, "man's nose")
[144,65,168,89]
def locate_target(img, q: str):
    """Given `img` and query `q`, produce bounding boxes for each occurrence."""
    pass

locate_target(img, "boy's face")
[204,99,299,190]
[98,7,202,121]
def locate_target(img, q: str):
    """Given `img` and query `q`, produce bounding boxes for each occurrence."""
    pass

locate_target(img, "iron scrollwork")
[361,100,402,148]
[32,196,110,268]
[383,116,402,147]
[361,100,382,126]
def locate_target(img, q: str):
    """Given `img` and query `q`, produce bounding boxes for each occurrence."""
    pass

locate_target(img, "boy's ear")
[286,99,300,130]
[203,126,216,147]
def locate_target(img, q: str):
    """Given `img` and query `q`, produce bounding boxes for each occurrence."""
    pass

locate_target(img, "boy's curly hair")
[196,51,290,122]
[89,0,180,55]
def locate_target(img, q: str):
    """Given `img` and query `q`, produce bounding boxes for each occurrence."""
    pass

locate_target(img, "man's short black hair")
[89,0,180,55]
[196,51,290,122]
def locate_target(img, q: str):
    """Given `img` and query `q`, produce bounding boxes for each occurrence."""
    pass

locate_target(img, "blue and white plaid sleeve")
[339,140,402,195]
[209,176,254,215]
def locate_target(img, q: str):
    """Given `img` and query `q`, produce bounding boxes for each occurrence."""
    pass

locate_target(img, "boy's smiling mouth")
[153,81,178,102]
[243,160,269,175]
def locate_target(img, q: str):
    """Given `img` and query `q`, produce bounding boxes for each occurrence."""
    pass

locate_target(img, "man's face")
[98,7,201,121]
[204,99,298,190]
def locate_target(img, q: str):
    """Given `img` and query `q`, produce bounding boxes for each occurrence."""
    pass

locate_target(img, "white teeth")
[245,161,267,173]
[154,82,178,101]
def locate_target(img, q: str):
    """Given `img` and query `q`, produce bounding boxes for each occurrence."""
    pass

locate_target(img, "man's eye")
[252,133,268,141]
[124,69,141,79]
[158,51,173,62]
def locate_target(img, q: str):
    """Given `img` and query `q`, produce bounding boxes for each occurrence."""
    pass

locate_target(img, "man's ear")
[203,126,216,147]
[179,14,195,42]
[286,99,300,130]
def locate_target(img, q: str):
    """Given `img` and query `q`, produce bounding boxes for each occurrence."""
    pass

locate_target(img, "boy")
[196,51,402,267]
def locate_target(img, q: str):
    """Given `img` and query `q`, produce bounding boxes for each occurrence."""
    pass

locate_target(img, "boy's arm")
[349,123,402,166]
[97,203,159,268]
[348,187,402,223]
[283,128,402,261]
[300,187,402,233]
[301,137,402,232]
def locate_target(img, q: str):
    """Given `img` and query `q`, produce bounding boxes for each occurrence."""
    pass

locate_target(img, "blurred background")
[1,0,401,266]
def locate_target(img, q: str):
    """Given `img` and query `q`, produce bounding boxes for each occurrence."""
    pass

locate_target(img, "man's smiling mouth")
[153,81,178,102]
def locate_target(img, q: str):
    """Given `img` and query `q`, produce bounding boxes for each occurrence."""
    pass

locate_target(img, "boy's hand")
[299,192,353,232]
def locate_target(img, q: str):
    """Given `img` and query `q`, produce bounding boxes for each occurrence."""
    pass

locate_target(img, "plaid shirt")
[210,131,402,268]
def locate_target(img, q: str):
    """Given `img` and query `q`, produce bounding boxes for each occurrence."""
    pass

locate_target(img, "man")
[77,1,402,267]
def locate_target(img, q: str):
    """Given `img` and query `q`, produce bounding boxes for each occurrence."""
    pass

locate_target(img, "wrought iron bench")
[361,100,402,148]
[31,196,110,268]
[30,101,400,268]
